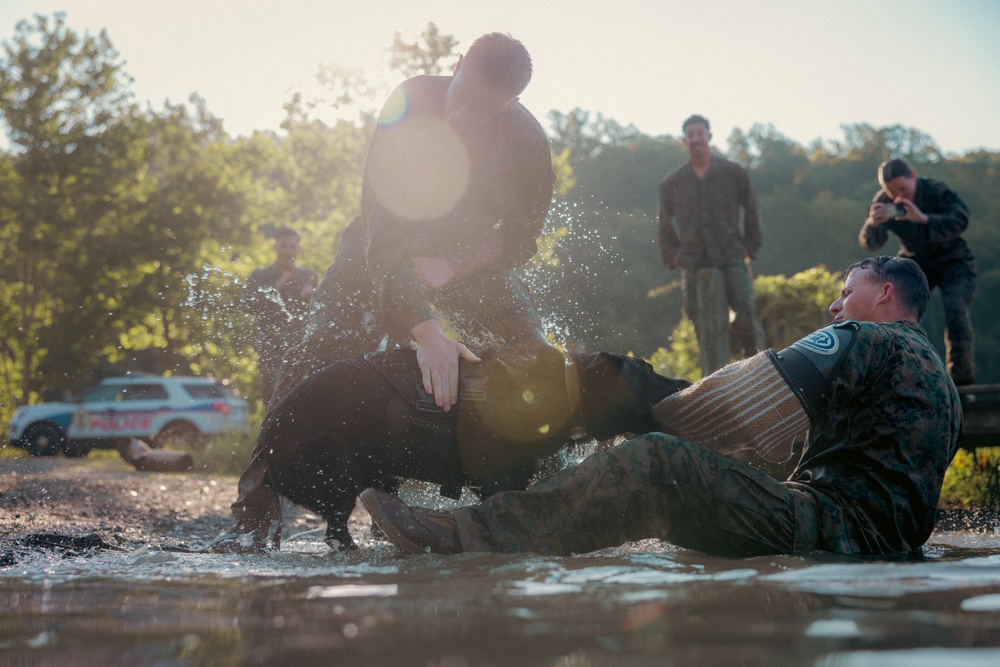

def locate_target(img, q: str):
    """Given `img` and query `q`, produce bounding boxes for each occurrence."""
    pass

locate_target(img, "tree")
[0,15,259,410]
[385,22,460,77]
[0,13,143,401]
[103,96,255,376]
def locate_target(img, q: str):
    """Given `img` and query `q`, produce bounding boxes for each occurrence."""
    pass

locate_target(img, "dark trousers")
[923,260,976,385]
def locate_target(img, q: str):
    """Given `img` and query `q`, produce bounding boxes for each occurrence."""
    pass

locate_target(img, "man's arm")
[448,108,556,279]
[738,167,762,259]
[498,131,556,270]
[920,180,971,244]
[411,319,481,411]
[284,268,317,320]
[657,179,681,268]
[859,192,891,251]
[242,268,276,319]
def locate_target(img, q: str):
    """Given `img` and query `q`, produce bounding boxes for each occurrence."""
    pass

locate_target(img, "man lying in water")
[212,348,689,552]
[363,256,962,558]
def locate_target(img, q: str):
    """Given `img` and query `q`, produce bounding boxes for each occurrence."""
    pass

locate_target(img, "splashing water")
[522,198,654,353]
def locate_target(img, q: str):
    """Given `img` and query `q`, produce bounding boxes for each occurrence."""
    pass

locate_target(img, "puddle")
[3,524,1000,665]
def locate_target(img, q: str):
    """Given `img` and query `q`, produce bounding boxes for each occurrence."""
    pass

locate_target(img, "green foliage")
[645,268,842,381]
[647,318,702,382]
[0,444,27,460]
[194,431,259,476]
[0,14,376,424]
[0,13,148,406]
[754,267,843,349]
[551,147,576,197]
[941,447,1000,507]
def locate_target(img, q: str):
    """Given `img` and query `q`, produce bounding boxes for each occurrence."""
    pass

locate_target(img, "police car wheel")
[23,423,65,457]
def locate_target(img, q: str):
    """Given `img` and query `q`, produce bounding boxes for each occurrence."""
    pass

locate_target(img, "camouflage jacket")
[658,156,762,271]
[789,320,962,554]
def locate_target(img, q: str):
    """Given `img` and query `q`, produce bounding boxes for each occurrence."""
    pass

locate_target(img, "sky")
[2,0,999,155]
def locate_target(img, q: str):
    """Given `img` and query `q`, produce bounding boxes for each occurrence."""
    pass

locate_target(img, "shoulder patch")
[790,320,860,356]
[791,328,841,356]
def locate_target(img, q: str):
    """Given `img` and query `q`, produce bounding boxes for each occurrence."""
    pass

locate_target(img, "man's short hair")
[878,158,914,184]
[464,33,532,99]
[682,114,710,134]
[846,255,930,320]
[275,227,300,241]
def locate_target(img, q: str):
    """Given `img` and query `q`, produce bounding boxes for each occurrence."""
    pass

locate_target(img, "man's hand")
[870,200,928,226]
[411,319,481,411]
[895,198,929,224]
[413,257,456,289]
[869,203,889,227]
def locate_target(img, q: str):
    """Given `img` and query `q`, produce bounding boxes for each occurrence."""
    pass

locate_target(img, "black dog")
[261,349,688,550]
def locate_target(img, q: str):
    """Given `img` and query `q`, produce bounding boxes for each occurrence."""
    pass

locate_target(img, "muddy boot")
[361,488,463,556]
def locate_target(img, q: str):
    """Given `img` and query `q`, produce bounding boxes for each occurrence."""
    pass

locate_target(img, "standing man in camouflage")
[859,158,976,385]
[658,114,765,377]
[242,227,317,408]
[363,256,962,557]
[210,33,557,552]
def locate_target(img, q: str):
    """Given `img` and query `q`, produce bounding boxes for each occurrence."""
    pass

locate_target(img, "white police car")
[7,374,252,457]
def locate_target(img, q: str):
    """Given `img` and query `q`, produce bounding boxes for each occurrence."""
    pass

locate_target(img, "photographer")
[859,158,976,385]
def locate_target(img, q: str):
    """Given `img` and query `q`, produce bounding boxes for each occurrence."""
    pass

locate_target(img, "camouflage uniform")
[859,177,976,384]
[228,74,556,540]
[659,157,765,375]
[451,321,962,557]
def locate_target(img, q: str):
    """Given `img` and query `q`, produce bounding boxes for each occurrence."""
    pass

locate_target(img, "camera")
[883,203,906,219]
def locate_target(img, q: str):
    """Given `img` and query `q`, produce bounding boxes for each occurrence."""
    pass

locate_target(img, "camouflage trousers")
[682,263,764,377]
[922,261,976,385]
[453,433,822,557]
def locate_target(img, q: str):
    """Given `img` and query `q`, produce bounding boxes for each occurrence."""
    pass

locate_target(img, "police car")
[7,374,252,457]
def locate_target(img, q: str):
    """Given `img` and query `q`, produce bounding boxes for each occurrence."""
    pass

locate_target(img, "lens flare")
[367,116,469,223]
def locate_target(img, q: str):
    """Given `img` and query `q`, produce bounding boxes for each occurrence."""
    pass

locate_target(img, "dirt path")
[0,455,248,551]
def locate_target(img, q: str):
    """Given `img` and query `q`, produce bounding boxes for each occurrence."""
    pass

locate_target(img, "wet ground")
[3,456,1000,666]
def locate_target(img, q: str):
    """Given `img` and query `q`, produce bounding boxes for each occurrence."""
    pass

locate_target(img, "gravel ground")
[0,453,344,555]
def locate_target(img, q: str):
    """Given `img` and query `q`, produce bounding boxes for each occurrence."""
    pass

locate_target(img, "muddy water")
[3,499,1000,666]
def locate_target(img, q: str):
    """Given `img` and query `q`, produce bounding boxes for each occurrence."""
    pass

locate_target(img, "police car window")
[183,383,233,399]
[79,385,123,402]
[123,384,170,400]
